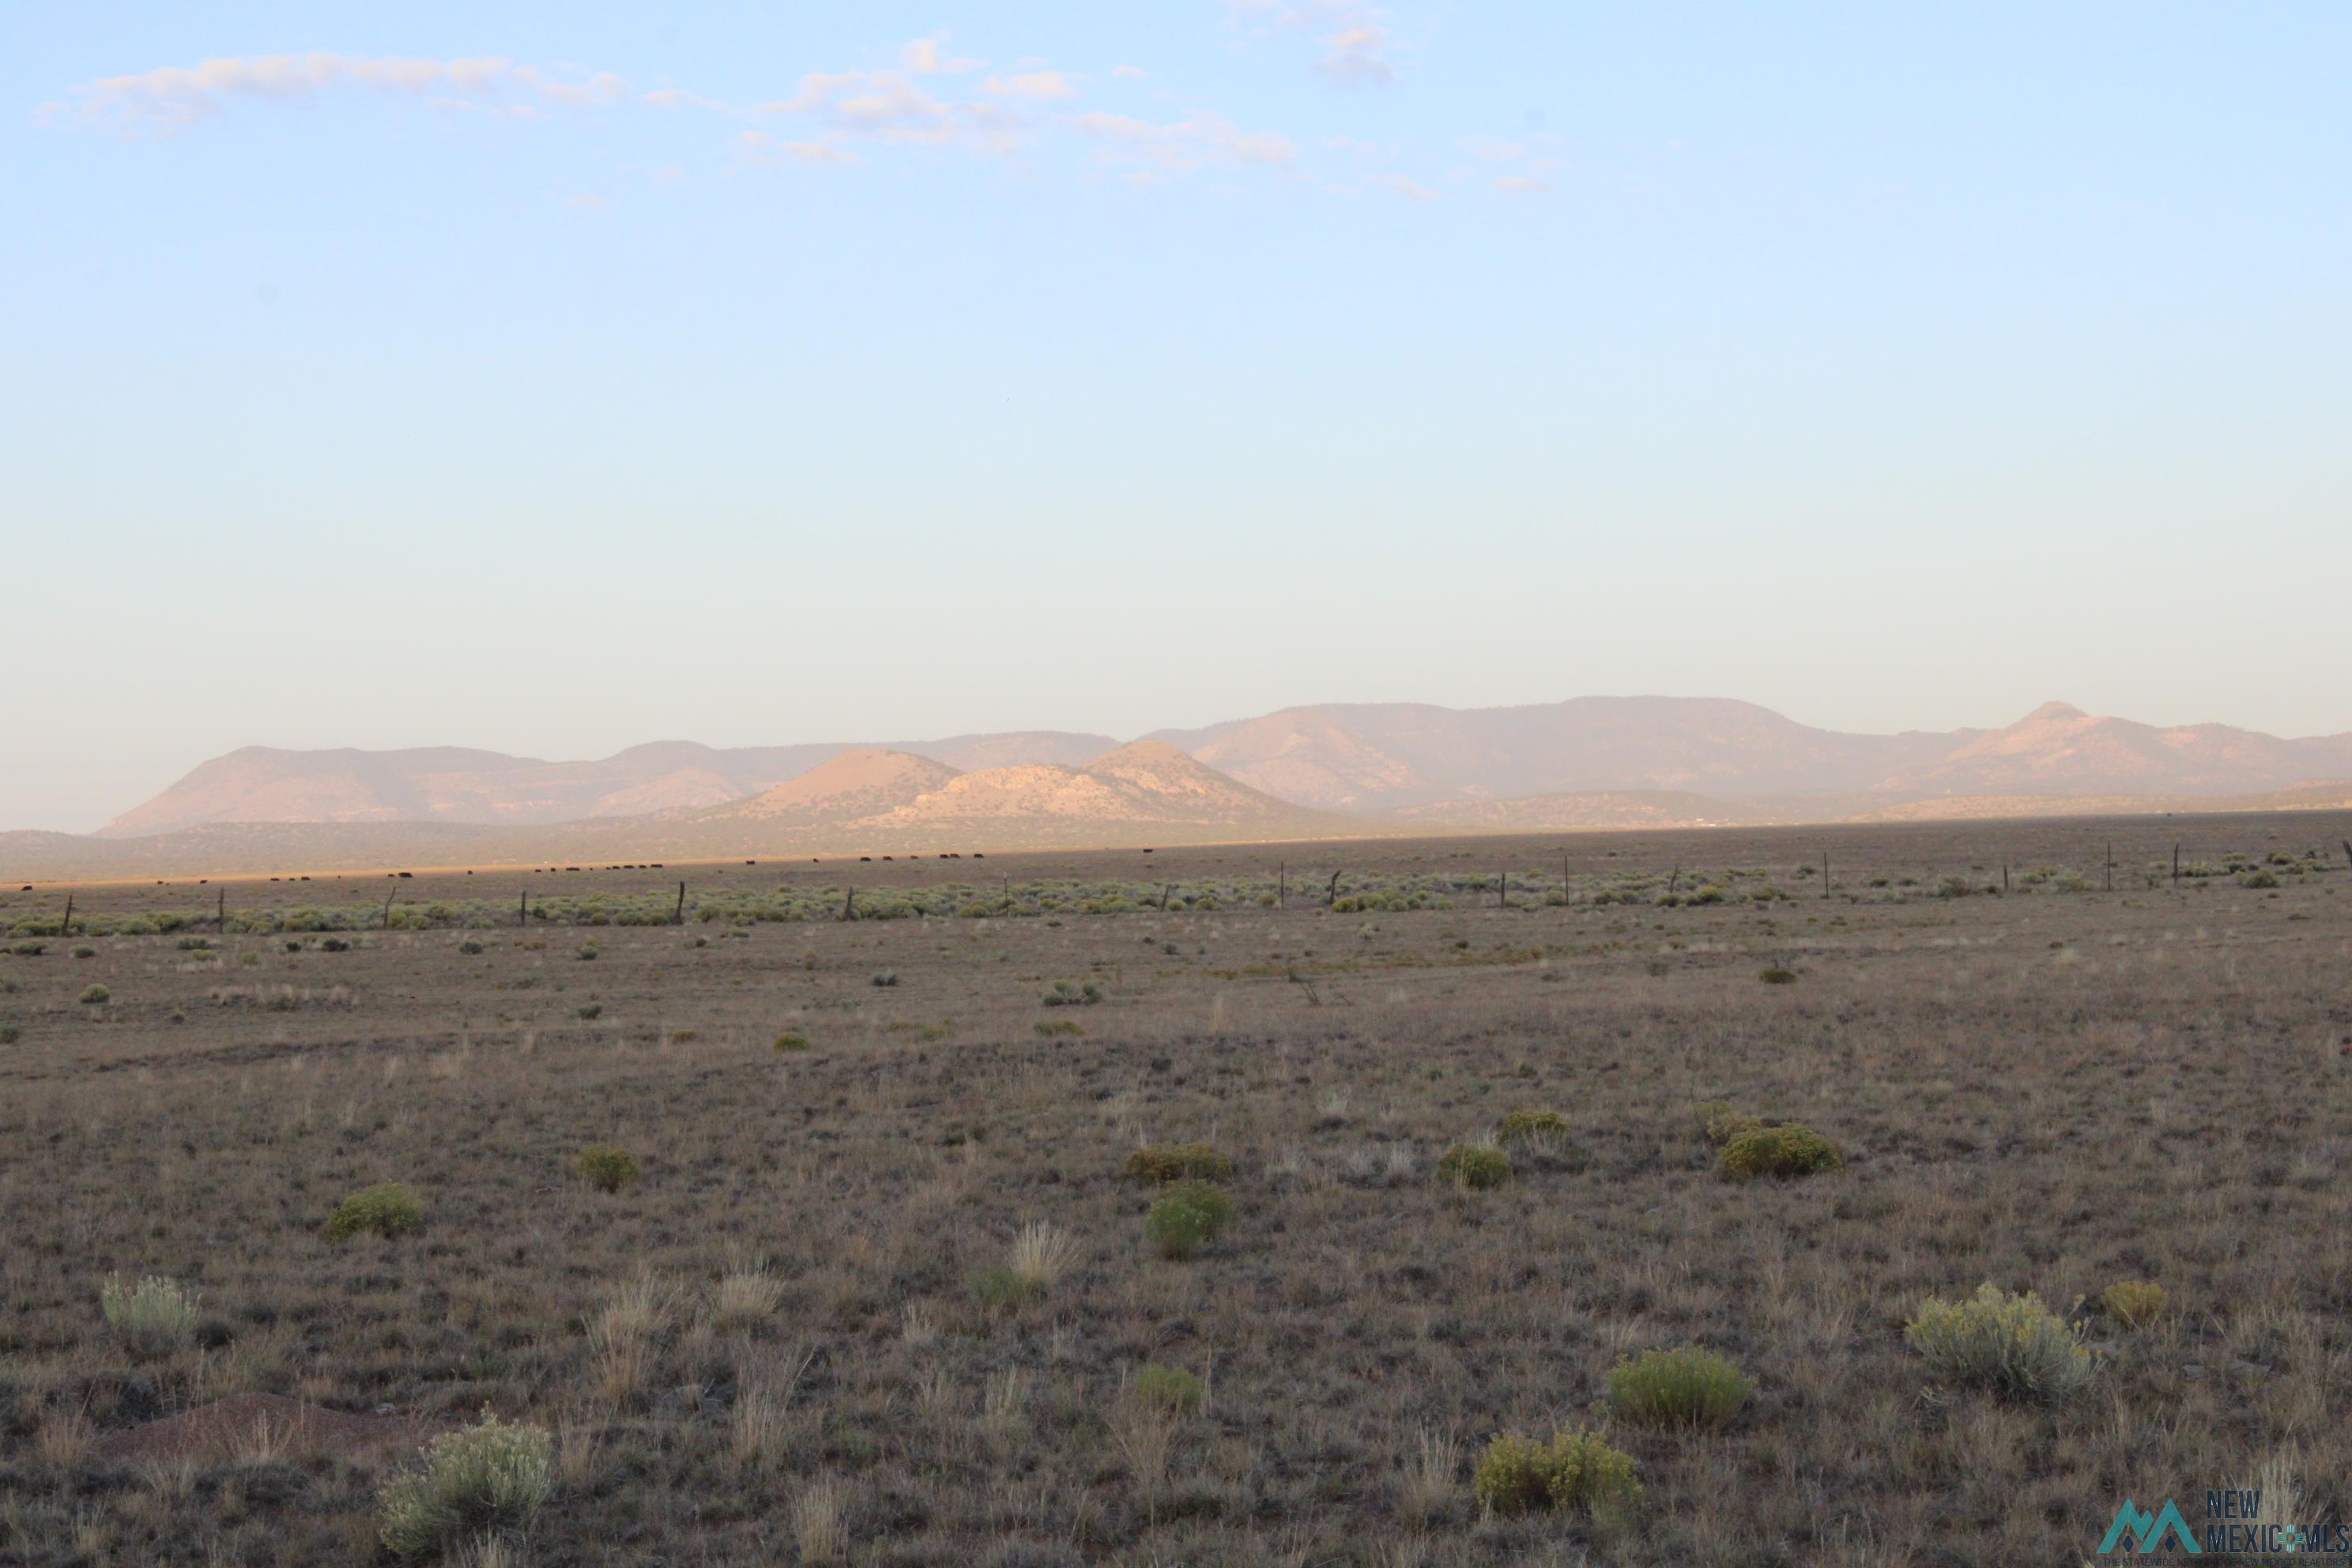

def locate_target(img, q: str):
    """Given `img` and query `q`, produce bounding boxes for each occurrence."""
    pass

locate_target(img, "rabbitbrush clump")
[100,1273,200,1355]
[1905,1283,2094,1404]
[1124,1142,1234,1184]
[378,1410,553,1559]
[1718,1123,1841,1178]
[1608,1347,1751,1430]
[1472,1429,1642,1519]
[323,1182,424,1242]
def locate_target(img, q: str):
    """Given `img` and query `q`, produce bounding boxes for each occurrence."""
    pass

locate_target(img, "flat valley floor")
[4,813,2350,1566]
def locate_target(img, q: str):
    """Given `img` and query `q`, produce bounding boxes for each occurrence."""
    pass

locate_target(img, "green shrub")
[9,941,43,956]
[1718,1123,1841,1178]
[78,984,110,1005]
[575,1003,602,1020]
[319,937,350,952]
[572,1146,640,1193]
[1498,1109,1568,1144]
[1436,1144,1512,1189]
[1033,1019,1085,1038]
[1607,1347,1751,1429]
[1145,1181,1234,1260]
[1125,1142,1234,1184]
[100,1272,200,1355]
[378,1410,553,1560]
[2241,869,2280,889]
[0,1026,20,1046]
[1133,1364,1204,1415]
[1758,965,1797,985]
[177,937,212,952]
[772,1031,812,1053]
[72,944,96,959]
[970,1265,1038,1310]
[457,939,485,956]
[1472,1429,1641,1519]
[2101,1279,2167,1329]
[577,944,598,961]
[870,969,899,987]
[1692,1099,1758,1145]
[1905,1283,2094,1404]
[323,1182,424,1242]
[1040,979,1102,1007]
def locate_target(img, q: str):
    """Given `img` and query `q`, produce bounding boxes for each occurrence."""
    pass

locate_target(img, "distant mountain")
[1149,696,1972,811]
[34,695,2352,883]
[1876,702,2352,798]
[100,733,1119,838]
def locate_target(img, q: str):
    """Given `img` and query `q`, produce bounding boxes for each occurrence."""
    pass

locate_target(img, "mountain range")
[9,697,2352,879]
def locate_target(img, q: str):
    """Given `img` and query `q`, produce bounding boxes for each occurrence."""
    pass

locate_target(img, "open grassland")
[2,816,2350,1566]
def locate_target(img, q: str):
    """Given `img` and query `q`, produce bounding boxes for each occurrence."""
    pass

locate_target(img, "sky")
[6,3,2349,831]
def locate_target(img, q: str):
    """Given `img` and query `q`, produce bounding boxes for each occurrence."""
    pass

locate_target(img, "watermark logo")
[2098,1500,2199,1555]
[2098,1491,2351,1558]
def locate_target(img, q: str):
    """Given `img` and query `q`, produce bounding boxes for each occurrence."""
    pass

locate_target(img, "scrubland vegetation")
[0,818,2347,1565]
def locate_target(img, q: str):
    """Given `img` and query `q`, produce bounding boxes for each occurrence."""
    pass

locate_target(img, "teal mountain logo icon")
[2100,1499,2202,1555]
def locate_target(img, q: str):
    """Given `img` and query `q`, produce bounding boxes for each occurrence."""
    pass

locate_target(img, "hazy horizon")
[9,4,2350,831]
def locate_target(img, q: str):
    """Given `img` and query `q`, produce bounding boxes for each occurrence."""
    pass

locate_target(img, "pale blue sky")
[6,4,2348,829]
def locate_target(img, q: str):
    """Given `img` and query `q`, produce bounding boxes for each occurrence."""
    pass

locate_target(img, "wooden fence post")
[675,881,686,925]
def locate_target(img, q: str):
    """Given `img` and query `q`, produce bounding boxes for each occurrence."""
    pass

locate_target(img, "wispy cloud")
[1461,132,1562,195]
[1075,111,1296,173]
[1231,1,1400,85]
[40,52,628,133]
[45,37,1332,193]
[757,69,1025,153]
[1314,23,1396,85]
[737,130,861,168]
[983,71,1081,101]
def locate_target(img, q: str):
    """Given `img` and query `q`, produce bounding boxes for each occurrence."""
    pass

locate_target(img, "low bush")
[1758,965,1797,985]
[0,1027,19,1045]
[1436,1144,1512,1189]
[100,1273,200,1355]
[2101,1279,2167,1329]
[870,970,899,987]
[1905,1282,2094,1404]
[1040,979,1103,1007]
[1125,1143,1234,1184]
[78,984,110,1004]
[71,944,96,959]
[319,937,350,952]
[2241,869,2280,889]
[577,944,598,961]
[1472,1429,1641,1519]
[575,1003,602,1021]
[378,1410,553,1560]
[573,1146,640,1193]
[772,1031,812,1053]
[1607,1347,1751,1429]
[970,1265,1038,1310]
[1498,1109,1568,1144]
[1145,1181,1234,1260]
[1719,1123,1841,1178]
[323,1182,424,1242]
[1133,1364,1204,1415]
[1692,1099,1758,1145]
[457,939,485,956]
[1033,1019,1085,1038]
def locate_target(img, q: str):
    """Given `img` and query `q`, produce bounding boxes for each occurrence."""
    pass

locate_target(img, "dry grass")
[2,817,2350,1563]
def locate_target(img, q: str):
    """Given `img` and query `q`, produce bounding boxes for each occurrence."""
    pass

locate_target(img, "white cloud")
[1076,110,1295,172]
[1315,23,1395,85]
[43,52,631,132]
[982,71,1080,101]
[736,130,861,167]
[1231,2,1399,85]
[565,192,612,211]
[759,68,1024,153]
[1494,174,1549,195]
[899,36,985,76]
[1111,64,1148,81]
[1374,172,1434,201]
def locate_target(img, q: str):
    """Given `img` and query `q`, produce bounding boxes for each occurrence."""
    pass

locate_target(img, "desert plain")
[2,811,2349,1566]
